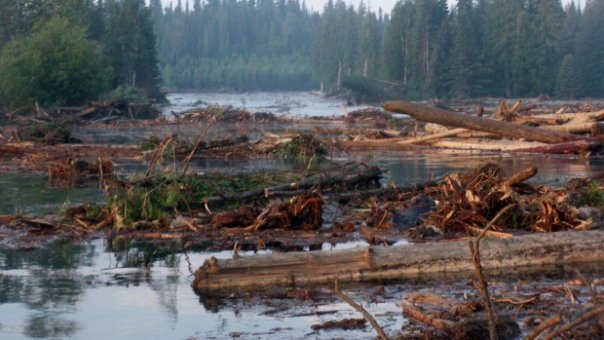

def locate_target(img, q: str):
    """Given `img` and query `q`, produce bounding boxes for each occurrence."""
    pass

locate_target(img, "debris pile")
[175,104,276,122]
[382,99,604,154]
[2,100,160,125]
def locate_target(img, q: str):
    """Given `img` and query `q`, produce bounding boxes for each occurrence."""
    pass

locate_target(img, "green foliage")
[139,136,163,151]
[20,123,73,144]
[107,171,301,224]
[271,134,327,163]
[341,75,405,102]
[104,0,162,98]
[0,16,111,109]
[575,0,604,98]
[570,181,604,208]
[556,54,580,99]
[111,85,148,103]
[311,0,383,91]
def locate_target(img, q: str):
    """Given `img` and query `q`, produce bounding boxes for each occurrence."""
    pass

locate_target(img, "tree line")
[1,0,603,110]
[0,0,161,109]
[152,0,318,91]
[155,0,603,99]
[380,0,604,99]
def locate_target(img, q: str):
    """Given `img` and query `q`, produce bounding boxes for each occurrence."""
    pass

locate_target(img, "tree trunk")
[192,229,604,296]
[383,101,593,144]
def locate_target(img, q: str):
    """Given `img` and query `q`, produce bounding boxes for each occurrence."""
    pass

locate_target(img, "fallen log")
[520,109,604,121]
[383,101,593,144]
[510,140,602,154]
[397,127,468,145]
[203,166,385,206]
[75,107,96,118]
[430,139,549,152]
[335,140,429,152]
[0,144,38,155]
[541,122,603,134]
[192,229,604,295]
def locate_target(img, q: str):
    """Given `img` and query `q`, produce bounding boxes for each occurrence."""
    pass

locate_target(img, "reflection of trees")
[107,239,181,321]
[0,241,95,338]
[24,314,81,339]
[0,173,101,215]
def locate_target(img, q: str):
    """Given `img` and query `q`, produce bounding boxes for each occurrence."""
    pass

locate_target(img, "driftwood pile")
[2,100,160,125]
[382,100,604,155]
[173,104,277,122]
[421,163,590,237]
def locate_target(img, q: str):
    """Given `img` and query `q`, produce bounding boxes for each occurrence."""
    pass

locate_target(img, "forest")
[156,0,604,99]
[1,0,604,109]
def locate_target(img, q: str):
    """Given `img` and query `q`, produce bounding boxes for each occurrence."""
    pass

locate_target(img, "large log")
[192,229,604,296]
[203,166,385,205]
[383,101,593,144]
[509,140,602,154]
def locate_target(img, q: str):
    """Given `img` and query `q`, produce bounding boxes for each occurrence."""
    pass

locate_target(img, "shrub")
[0,16,111,109]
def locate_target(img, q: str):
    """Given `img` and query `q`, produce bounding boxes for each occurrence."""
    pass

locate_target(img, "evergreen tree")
[0,0,20,51]
[525,0,563,96]
[380,0,415,84]
[556,53,580,99]
[104,0,162,98]
[446,0,474,99]
[560,1,581,56]
[575,0,604,97]
[408,0,449,98]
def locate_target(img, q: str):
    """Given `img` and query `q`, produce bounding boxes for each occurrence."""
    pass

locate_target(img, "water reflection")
[0,241,95,338]
[0,173,102,215]
[382,153,604,186]
[2,238,604,339]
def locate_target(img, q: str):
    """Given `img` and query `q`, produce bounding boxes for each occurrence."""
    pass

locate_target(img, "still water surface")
[0,239,402,339]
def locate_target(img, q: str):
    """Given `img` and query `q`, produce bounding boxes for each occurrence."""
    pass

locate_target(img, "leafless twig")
[333,277,389,340]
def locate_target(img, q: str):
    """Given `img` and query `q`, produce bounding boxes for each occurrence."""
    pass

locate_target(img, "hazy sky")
[301,0,582,14]
[161,0,582,14]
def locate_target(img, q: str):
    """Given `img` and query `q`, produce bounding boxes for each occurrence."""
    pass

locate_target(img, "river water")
[163,91,379,117]
[2,92,604,339]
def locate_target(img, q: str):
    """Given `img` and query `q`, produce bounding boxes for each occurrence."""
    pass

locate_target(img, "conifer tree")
[380,0,415,84]
[104,0,162,98]
[556,53,580,99]
[446,0,474,99]
[560,1,581,57]
[575,0,604,97]
[408,0,449,98]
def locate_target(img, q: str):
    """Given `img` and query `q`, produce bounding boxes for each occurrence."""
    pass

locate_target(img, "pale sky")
[302,0,582,14]
[160,0,582,15]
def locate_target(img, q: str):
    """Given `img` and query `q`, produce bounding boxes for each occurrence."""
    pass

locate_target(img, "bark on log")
[383,101,593,144]
[521,109,604,121]
[510,140,602,154]
[192,229,604,295]
[542,122,603,134]
[397,128,469,145]
[430,139,549,152]
[75,107,96,118]
[334,140,429,152]
[0,144,39,155]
